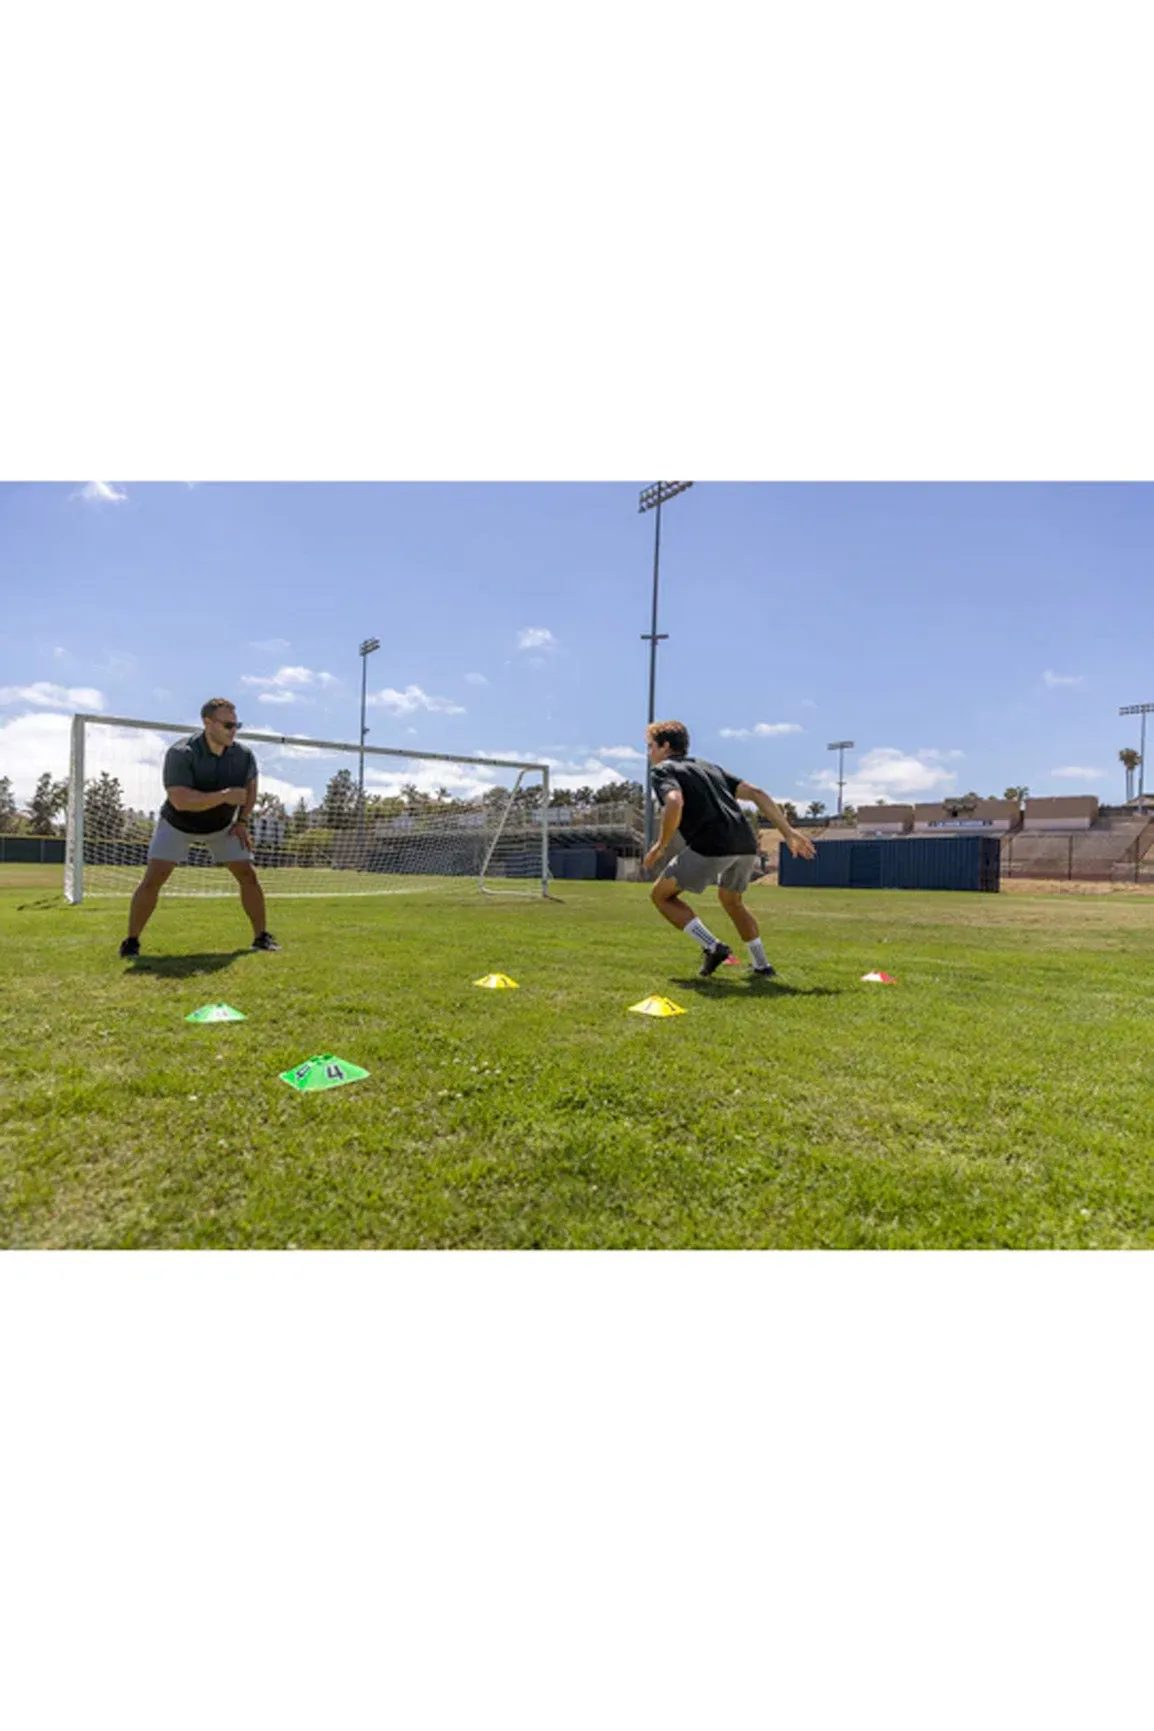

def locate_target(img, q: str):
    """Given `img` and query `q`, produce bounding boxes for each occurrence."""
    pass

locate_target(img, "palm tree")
[1119,748,1141,803]
[807,800,826,818]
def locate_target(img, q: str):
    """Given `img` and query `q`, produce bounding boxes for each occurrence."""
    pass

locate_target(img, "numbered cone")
[279,1053,370,1092]
[186,1003,246,1022]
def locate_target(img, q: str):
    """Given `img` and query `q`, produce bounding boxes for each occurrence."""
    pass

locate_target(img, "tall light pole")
[1119,703,1154,805]
[358,637,380,855]
[827,740,855,818]
[638,481,693,852]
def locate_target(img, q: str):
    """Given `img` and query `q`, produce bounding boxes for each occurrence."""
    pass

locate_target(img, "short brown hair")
[201,697,236,721]
[647,719,689,756]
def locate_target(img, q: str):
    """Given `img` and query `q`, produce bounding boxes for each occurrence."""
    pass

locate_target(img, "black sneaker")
[119,936,140,959]
[698,941,732,978]
[251,931,281,952]
[749,964,777,979]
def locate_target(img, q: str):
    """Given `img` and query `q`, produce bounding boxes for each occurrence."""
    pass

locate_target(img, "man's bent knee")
[228,861,258,882]
[143,860,175,886]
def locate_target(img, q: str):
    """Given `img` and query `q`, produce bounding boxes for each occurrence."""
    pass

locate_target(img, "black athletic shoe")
[251,931,281,951]
[749,964,777,979]
[698,941,732,978]
[119,936,140,959]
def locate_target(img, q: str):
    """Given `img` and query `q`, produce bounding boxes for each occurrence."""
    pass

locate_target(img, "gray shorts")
[663,847,758,896]
[148,816,253,866]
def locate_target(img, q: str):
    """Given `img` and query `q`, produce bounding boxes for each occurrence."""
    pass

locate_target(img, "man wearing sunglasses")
[119,697,280,958]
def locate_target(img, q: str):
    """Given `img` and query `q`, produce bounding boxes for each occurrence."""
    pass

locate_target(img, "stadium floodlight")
[638,482,694,851]
[827,740,855,817]
[64,713,552,903]
[358,637,381,857]
[1118,703,1154,805]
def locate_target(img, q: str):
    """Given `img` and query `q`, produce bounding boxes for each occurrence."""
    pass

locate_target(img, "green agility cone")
[279,1054,370,1092]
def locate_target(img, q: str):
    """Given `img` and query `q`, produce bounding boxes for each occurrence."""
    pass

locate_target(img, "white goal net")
[64,714,551,901]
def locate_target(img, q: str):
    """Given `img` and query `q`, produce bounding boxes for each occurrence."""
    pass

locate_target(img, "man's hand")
[643,844,663,874]
[786,828,817,860]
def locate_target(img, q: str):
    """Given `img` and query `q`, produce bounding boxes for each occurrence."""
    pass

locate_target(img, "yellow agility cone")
[474,973,519,989]
[628,994,686,1018]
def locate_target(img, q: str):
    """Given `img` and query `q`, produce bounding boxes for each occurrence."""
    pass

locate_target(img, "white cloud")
[0,681,105,711]
[0,713,171,810]
[367,685,466,716]
[1043,670,1084,688]
[256,773,316,808]
[808,746,957,805]
[517,627,556,651]
[258,691,297,705]
[917,748,965,762]
[719,722,803,739]
[241,665,337,693]
[75,481,127,503]
[250,638,291,653]
[1052,766,1105,780]
[465,672,488,686]
[596,745,645,761]
[53,646,68,660]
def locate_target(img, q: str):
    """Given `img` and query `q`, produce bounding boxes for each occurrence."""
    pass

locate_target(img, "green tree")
[807,800,826,818]
[124,807,154,842]
[842,803,857,822]
[0,775,18,833]
[26,772,68,836]
[289,797,311,837]
[1003,785,1029,804]
[255,791,287,821]
[1119,749,1141,803]
[84,772,126,840]
[321,768,358,829]
[779,800,800,826]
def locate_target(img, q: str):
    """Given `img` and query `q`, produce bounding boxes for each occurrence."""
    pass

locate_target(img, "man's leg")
[227,861,268,938]
[651,872,730,974]
[650,874,698,931]
[718,885,773,974]
[126,860,176,941]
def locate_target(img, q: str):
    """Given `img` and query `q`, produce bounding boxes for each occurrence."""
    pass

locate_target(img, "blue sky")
[3,481,1154,813]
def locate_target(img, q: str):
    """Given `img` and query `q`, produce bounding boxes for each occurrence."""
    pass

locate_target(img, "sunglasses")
[212,718,242,730]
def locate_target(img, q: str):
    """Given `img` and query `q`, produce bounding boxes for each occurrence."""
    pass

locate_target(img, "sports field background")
[3,865,1153,1248]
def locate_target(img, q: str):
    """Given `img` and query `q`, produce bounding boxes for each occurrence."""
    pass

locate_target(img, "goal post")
[64,713,552,902]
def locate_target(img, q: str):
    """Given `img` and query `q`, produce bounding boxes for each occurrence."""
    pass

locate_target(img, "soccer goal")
[64,713,551,902]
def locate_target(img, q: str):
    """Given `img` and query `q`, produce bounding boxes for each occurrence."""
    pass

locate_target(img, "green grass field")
[3,864,1154,1248]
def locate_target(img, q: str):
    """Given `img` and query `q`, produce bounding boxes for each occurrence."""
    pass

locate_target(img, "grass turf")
[2,866,1154,1248]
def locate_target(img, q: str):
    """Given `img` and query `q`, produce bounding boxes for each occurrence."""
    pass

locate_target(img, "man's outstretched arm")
[735,782,816,859]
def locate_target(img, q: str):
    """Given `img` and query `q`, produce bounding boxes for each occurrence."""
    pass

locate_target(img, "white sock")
[748,937,768,968]
[685,917,719,950]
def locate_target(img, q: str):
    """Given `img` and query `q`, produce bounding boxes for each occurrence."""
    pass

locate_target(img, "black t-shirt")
[651,756,756,856]
[159,732,258,835]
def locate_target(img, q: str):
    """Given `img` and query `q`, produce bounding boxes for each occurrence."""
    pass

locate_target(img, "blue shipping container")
[779,834,1000,892]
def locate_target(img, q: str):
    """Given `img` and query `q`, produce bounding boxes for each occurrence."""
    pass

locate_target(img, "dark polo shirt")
[159,732,258,836]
